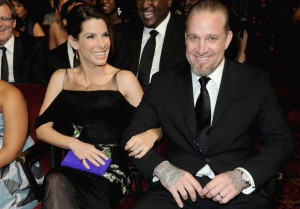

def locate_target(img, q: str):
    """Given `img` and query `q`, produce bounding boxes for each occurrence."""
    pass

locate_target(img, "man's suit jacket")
[13,35,50,85]
[47,41,71,75]
[123,59,294,191]
[108,13,187,75]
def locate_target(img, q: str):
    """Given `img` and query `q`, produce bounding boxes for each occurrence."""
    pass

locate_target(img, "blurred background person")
[12,0,45,37]
[43,0,57,25]
[0,80,43,209]
[48,0,69,50]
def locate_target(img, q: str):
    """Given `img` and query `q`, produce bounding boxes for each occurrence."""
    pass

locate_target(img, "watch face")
[242,173,250,185]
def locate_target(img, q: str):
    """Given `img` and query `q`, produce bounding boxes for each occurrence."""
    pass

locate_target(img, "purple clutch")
[61,150,112,175]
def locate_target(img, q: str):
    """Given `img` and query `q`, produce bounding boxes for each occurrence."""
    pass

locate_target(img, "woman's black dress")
[36,89,134,209]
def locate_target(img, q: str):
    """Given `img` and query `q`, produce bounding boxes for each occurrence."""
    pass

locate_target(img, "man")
[179,0,198,16]
[109,0,186,90]
[123,0,294,208]
[0,0,49,85]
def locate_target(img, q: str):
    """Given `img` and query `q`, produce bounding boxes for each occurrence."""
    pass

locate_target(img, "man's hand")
[200,170,248,204]
[154,161,202,208]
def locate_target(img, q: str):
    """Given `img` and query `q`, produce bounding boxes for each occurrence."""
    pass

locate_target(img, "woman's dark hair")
[66,4,114,52]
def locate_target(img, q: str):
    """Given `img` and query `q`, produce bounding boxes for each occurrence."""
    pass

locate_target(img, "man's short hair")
[187,0,230,33]
[0,0,16,19]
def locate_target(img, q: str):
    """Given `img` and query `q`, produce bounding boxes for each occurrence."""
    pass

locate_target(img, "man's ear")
[225,30,233,50]
[68,35,78,50]
[167,0,172,8]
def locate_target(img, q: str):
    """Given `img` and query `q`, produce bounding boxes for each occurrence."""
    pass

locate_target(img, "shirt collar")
[191,58,225,87]
[143,11,171,38]
[1,35,14,54]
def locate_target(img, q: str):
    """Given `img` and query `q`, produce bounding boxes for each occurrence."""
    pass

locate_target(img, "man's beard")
[190,63,215,77]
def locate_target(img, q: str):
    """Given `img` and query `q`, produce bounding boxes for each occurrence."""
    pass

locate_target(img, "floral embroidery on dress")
[71,123,130,196]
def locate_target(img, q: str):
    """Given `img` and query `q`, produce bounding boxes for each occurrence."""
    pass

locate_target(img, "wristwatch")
[235,169,251,188]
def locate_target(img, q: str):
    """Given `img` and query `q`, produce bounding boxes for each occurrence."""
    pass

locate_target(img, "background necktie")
[73,48,80,68]
[138,30,159,90]
[195,76,211,154]
[1,47,9,81]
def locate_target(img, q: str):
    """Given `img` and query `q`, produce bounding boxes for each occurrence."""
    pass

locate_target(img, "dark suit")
[47,41,71,75]
[123,59,294,208]
[108,13,187,75]
[13,35,49,85]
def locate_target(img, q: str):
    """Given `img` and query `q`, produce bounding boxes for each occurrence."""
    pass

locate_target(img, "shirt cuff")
[236,167,256,194]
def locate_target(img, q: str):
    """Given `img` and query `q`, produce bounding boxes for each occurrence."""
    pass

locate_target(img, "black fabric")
[0,47,8,81]
[72,48,80,68]
[195,76,211,154]
[37,90,135,209]
[138,30,159,90]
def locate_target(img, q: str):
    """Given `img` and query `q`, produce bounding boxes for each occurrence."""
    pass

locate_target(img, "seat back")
[13,83,49,174]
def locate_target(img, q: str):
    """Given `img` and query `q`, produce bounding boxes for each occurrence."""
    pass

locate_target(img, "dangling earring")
[75,50,79,59]
[117,7,122,17]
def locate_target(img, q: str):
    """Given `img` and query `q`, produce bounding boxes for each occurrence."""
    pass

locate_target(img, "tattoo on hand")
[227,170,246,191]
[155,161,185,189]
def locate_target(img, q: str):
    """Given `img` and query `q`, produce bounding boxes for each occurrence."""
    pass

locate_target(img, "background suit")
[13,35,49,85]
[108,13,187,74]
[47,41,70,75]
[123,59,294,207]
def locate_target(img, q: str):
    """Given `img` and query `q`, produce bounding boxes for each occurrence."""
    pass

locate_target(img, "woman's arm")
[117,70,162,158]
[0,82,28,168]
[33,22,45,37]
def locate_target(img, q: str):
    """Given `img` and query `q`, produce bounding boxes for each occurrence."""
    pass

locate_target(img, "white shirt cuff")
[236,167,256,194]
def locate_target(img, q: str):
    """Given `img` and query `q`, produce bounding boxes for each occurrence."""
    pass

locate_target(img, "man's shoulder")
[153,61,190,81]
[15,34,44,50]
[49,42,67,55]
[112,19,143,36]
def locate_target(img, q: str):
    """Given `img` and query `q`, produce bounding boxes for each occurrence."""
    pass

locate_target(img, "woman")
[99,0,122,25]
[12,0,45,37]
[48,0,69,50]
[36,4,160,209]
[0,81,43,208]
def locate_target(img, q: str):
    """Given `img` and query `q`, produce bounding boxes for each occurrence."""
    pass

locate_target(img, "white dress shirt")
[67,40,76,68]
[192,58,255,194]
[138,12,171,83]
[0,36,15,82]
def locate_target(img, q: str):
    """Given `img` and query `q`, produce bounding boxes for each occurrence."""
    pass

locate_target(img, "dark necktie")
[138,30,159,90]
[195,76,211,154]
[1,47,9,82]
[73,48,80,68]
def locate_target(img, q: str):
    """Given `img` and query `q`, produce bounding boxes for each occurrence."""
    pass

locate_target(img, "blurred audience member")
[12,0,45,37]
[43,0,57,25]
[48,0,68,50]
[47,0,84,74]
[109,0,186,90]
[178,0,197,16]
[0,0,49,84]
[0,80,44,209]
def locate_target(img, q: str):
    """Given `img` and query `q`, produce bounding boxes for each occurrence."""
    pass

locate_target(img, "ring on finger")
[80,158,85,163]
[136,148,141,154]
[219,193,224,199]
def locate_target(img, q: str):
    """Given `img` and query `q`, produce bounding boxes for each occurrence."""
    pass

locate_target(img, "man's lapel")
[212,59,240,126]
[172,64,197,140]
[13,37,24,82]
[129,25,143,75]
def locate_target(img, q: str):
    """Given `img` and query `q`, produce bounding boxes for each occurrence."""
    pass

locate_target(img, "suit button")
[205,158,211,163]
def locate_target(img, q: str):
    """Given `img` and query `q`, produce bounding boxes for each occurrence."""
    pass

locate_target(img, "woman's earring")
[75,50,79,59]
[117,7,122,17]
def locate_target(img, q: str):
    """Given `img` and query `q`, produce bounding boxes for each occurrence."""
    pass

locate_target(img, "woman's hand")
[69,139,109,169]
[125,128,162,158]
